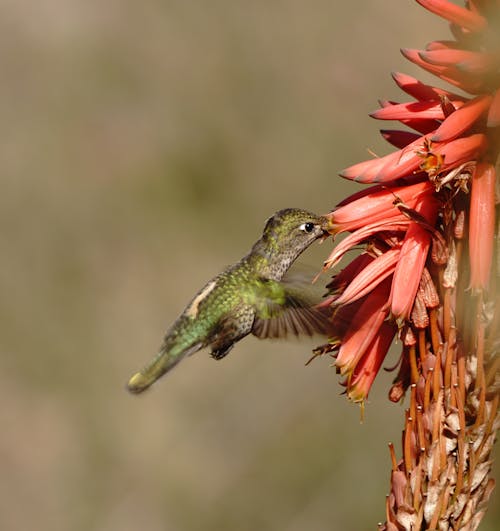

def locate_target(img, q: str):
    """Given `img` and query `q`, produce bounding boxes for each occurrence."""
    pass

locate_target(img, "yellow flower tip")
[346,389,367,419]
[346,385,366,404]
[321,214,339,235]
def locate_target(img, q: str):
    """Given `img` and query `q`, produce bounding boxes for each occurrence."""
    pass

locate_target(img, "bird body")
[127,208,330,393]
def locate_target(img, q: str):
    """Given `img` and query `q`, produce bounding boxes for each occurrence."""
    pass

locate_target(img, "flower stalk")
[317,1,499,528]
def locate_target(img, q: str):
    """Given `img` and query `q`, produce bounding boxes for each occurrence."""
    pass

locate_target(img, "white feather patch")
[185,280,217,318]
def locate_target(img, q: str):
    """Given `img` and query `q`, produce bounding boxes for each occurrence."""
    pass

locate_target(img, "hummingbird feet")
[305,342,337,366]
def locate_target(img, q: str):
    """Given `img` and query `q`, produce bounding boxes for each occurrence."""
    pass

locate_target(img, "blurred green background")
[1,1,497,530]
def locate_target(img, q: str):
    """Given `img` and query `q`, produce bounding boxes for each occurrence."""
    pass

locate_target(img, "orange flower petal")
[390,198,440,320]
[415,0,487,32]
[401,48,484,94]
[469,163,496,291]
[335,281,391,376]
[320,254,375,307]
[324,218,409,270]
[425,40,460,52]
[346,322,396,401]
[334,248,400,306]
[437,133,488,169]
[365,133,438,184]
[371,100,456,121]
[339,155,389,182]
[334,184,387,208]
[391,71,465,102]
[431,95,492,142]
[377,98,441,134]
[419,49,498,75]
[327,181,435,233]
[375,149,422,183]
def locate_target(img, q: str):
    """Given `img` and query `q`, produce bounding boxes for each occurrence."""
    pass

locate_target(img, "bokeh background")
[1,1,497,530]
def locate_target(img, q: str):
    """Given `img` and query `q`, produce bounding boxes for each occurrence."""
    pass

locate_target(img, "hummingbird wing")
[251,278,331,339]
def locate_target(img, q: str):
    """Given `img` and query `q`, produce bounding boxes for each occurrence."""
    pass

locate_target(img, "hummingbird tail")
[127,342,202,394]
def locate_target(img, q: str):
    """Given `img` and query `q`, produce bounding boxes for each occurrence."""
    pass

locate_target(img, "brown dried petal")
[419,267,440,307]
[411,291,430,328]
[391,469,408,508]
[453,209,466,239]
[396,508,417,530]
[470,460,492,492]
[431,231,449,265]
[424,480,441,525]
[443,239,458,288]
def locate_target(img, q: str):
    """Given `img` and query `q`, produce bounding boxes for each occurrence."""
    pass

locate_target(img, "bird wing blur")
[251,278,331,339]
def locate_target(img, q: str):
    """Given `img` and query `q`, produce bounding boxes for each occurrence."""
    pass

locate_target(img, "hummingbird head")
[262,208,329,246]
[253,208,329,279]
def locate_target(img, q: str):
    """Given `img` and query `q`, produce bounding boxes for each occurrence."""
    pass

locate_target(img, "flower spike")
[319,2,499,526]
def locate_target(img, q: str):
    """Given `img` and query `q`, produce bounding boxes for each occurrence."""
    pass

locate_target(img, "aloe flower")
[318,1,499,528]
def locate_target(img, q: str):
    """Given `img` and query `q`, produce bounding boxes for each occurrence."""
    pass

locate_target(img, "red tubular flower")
[370,100,465,121]
[390,71,465,102]
[389,196,439,320]
[431,94,492,141]
[320,253,375,306]
[419,49,497,73]
[333,248,400,306]
[325,180,434,234]
[415,0,487,32]
[345,322,396,402]
[401,48,486,93]
[335,279,392,376]
[469,161,496,290]
[317,1,499,527]
[323,218,410,270]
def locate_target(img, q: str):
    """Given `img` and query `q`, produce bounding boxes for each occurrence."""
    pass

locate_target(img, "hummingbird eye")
[299,222,315,233]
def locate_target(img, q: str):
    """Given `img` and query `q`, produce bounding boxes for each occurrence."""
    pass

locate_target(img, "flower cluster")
[317,1,499,528]
[319,0,499,405]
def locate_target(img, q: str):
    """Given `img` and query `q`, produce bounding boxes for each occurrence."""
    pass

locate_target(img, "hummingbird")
[127,208,331,394]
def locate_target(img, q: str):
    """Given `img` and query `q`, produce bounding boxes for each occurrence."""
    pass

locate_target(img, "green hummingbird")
[127,208,331,394]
